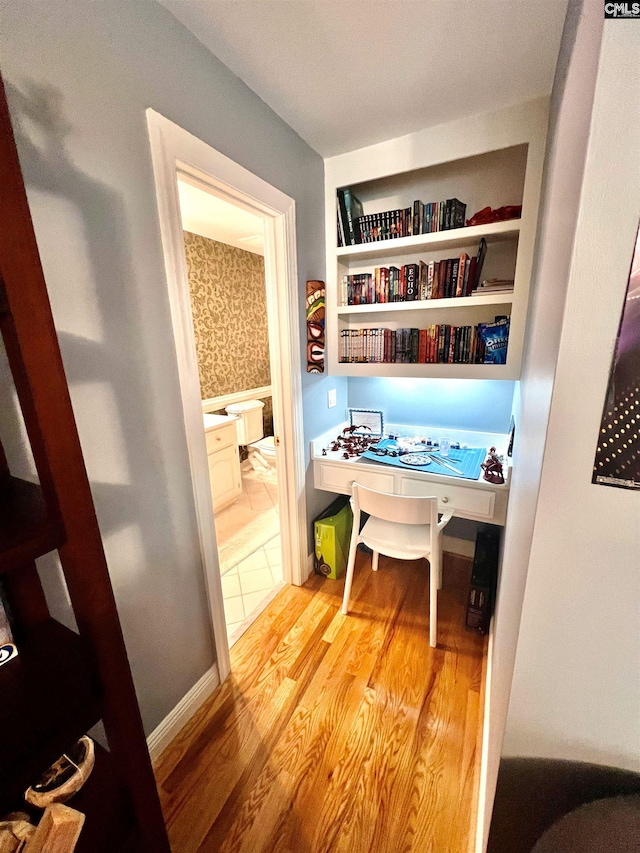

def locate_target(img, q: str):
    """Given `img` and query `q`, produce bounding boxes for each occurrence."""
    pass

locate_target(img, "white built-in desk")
[312,423,511,526]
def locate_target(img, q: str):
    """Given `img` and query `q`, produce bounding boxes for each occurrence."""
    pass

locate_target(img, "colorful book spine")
[412,200,424,236]
[337,188,364,246]
[405,263,419,300]
[456,253,469,297]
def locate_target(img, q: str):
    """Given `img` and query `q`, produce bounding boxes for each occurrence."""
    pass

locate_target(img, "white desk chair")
[341,482,454,647]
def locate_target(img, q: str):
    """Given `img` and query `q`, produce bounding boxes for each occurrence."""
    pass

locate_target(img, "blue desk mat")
[360,440,486,480]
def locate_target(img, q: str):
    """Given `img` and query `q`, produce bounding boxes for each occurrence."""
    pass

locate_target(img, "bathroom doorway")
[178,181,283,647]
[147,111,307,684]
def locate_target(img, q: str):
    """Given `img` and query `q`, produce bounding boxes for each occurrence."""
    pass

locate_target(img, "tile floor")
[214,464,284,647]
[214,466,280,574]
[222,534,283,645]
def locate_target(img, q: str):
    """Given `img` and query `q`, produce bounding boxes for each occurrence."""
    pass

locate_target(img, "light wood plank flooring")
[155,550,487,853]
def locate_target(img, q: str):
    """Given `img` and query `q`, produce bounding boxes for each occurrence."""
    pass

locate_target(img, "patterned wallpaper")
[183,231,271,400]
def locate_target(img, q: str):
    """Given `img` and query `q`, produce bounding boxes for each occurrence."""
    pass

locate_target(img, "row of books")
[337,188,467,247]
[340,239,488,305]
[339,323,506,365]
[471,278,515,296]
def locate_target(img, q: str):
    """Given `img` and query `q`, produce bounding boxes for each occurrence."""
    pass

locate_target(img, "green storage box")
[314,496,353,580]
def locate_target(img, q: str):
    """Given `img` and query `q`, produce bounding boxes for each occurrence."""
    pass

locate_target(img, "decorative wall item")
[593,224,640,489]
[306,280,325,373]
[183,232,271,399]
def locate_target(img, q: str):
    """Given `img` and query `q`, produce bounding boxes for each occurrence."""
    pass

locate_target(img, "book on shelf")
[473,237,488,291]
[336,189,468,246]
[337,188,364,246]
[339,239,490,306]
[338,316,510,366]
[471,278,515,296]
[405,263,419,300]
[412,200,423,236]
[358,208,412,243]
[456,253,469,297]
[337,198,345,248]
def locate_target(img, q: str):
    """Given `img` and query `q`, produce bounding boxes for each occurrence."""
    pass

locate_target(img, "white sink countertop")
[203,412,235,431]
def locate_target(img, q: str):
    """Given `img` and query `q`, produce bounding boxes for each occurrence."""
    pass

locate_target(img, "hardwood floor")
[155,549,487,853]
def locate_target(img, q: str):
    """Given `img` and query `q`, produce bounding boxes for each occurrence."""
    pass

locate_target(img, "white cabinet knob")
[442,496,449,503]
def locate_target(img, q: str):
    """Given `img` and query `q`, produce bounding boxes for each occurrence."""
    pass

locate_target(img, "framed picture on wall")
[593,222,640,489]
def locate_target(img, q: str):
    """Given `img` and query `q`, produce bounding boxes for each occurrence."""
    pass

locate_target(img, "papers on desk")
[360,440,486,480]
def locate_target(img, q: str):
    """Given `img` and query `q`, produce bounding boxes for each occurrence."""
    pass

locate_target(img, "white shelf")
[324,100,548,379]
[332,361,519,380]
[337,293,514,315]
[336,219,520,262]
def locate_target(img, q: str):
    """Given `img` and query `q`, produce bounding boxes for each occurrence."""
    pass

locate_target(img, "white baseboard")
[475,620,495,853]
[443,535,475,559]
[147,663,220,763]
[306,551,315,581]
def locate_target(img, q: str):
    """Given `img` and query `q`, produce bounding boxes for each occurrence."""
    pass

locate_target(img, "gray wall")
[503,16,640,770]
[0,0,345,732]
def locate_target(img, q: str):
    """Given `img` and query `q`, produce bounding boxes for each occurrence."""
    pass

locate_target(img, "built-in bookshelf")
[324,99,549,379]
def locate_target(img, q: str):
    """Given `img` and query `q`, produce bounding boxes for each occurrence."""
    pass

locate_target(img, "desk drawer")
[317,462,395,495]
[400,477,495,519]
[206,422,237,454]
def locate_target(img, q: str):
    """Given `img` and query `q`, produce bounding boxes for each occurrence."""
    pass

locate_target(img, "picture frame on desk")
[348,408,384,437]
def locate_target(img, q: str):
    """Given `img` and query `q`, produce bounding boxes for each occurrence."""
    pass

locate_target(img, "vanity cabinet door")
[208,444,242,511]
[206,422,237,454]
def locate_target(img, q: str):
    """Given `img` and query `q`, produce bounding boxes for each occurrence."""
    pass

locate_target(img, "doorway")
[178,179,284,646]
[146,111,307,683]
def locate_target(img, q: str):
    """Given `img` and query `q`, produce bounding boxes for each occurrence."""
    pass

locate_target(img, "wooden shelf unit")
[325,99,549,380]
[69,744,136,853]
[7,743,137,853]
[0,618,102,809]
[0,71,170,851]
[0,476,65,573]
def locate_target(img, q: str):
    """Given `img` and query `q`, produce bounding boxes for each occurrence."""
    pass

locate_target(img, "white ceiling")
[178,179,265,254]
[158,0,569,157]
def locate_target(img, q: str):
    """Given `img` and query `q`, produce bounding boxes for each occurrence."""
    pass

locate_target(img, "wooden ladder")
[0,72,171,852]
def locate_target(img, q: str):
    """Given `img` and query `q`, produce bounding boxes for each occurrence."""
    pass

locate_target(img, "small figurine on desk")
[328,427,377,459]
[342,424,370,435]
[481,446,505,484]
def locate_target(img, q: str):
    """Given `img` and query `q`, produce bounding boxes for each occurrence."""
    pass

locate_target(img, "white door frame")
[146,110,307,683]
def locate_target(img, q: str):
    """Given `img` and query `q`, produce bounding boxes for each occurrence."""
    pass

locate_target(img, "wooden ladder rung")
[0,477,65,573]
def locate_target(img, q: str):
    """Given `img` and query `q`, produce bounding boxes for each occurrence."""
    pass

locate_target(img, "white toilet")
[225,400,277,476]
